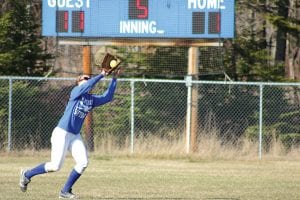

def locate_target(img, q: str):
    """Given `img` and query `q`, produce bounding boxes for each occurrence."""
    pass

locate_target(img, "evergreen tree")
[0,0,52,76]
[231,0,299,82]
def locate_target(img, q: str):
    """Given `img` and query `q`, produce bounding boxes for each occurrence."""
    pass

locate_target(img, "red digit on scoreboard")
[129,0,148,20]
[136,0,148,19]
[79,11,84,31]
[64,11,68,30]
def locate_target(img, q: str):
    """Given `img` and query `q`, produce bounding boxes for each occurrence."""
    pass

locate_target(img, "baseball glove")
[101,53,122,75]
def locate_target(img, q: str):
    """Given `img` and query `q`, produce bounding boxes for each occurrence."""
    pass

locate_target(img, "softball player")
[19,69,120,199]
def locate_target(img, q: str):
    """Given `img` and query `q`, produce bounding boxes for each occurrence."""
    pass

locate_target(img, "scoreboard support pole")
[187,47,199,153]
[83,45,94,152]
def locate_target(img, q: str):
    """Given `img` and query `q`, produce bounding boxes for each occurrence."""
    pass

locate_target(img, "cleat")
[59,189,77,199]
[19,169,30,192]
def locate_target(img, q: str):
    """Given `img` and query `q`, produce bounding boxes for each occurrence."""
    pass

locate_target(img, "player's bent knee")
[75,161,88,174]
[45,162,62,172]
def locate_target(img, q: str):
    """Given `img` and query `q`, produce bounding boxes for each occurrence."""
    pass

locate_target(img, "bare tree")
[285,0,300,80]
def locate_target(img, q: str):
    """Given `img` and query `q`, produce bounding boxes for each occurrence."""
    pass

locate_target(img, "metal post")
[185,75,192,154]
[7,78,12,152]
[259,84,263,160]
[130,80,135,154]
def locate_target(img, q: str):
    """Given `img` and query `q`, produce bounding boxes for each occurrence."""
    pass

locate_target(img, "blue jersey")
[57,74,117,134]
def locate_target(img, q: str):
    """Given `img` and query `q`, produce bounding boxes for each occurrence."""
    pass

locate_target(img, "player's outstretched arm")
[92,78,117,107]
[70,74,104,100]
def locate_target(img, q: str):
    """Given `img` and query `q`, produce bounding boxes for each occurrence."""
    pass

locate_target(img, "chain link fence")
[0,77,299,159]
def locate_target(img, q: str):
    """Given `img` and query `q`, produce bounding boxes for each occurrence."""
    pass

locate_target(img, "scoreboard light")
[43,0,235,39]
[56,11,68,32]
[209,12,221,34]
[72,11,85,32]
[192,12,205,34]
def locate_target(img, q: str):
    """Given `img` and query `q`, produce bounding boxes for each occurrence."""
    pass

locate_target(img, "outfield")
[0,153,299,200]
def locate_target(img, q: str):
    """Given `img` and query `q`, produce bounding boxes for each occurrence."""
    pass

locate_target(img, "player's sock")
[25,163,46,179]
[61,169,81,193]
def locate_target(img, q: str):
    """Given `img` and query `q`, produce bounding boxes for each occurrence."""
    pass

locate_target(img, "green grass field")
[0,153,299,200]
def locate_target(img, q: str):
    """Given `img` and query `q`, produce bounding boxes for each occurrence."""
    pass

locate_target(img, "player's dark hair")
[76,75,90,85]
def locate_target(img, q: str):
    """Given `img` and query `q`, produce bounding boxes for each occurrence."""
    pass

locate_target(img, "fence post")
[130,80,135,154]
[185,76,192,154]
[7,78,12,152]
[259,84,264,160]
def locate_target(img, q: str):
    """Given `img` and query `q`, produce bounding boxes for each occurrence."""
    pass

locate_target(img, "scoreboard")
[42,0,235,39]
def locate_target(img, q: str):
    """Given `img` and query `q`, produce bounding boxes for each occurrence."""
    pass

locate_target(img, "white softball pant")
[44,127,88,174]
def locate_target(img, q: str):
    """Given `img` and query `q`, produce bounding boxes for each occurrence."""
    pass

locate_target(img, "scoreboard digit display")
[129,0,149,20]
[43,0,235,38]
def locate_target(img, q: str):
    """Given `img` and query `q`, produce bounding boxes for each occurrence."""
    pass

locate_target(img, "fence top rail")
[0,76,75,81]
[1,76,300,87]
[192,80,300,86]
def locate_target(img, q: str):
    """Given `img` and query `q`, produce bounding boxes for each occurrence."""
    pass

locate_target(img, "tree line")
[0,0,299,81]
